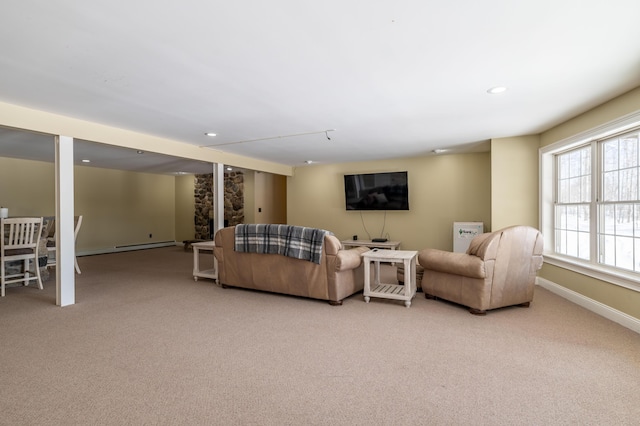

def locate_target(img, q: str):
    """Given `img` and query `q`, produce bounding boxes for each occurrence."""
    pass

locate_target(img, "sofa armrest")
[418,248,486,279]
[335,246,369,271]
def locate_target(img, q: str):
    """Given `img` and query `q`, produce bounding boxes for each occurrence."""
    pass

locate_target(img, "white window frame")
[540,110,640,293]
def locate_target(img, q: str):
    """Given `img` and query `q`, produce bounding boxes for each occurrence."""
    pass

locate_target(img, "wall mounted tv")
[344,171,409,211]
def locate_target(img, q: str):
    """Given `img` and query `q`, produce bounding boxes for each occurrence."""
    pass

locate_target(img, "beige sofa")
[419,225,543,315]
[213,226,369,305]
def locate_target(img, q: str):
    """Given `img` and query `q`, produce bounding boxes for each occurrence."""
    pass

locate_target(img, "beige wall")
[74,166,175,251]
[541,264,640,318]
[490,135,540,230]
[243,171,256,224]
[175,174,195,242]
[254,171,287,224]
[541,86,640,148]
[0,157,177,253]
[538,86,640,320]
[0,157,55,217]
[287,153,491,251]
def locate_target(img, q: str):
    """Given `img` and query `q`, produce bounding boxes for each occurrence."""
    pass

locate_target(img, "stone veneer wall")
[194,171,244,240]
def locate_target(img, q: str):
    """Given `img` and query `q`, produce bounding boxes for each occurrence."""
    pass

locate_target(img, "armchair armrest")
[418,248,486,279]
[335,246,369,271]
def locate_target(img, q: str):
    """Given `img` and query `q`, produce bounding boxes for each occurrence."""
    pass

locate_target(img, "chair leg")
[74,257,81,274]
[23,259,30,286]
[35,258,43,290]
[519,301,531,308]
[469,308,487,315]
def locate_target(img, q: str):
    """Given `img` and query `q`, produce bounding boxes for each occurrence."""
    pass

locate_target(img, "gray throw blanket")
[234,224,332,264]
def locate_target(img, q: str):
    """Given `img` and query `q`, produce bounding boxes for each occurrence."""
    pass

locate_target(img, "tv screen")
[344,171,409,211]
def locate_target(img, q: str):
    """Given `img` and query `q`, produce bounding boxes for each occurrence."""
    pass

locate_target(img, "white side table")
[362,249,418,307]
[192,241,217,282]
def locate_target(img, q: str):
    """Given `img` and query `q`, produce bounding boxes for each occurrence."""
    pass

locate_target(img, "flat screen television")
[344,171,409,211]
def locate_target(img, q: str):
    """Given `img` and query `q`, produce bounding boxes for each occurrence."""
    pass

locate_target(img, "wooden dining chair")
[46,215,83,274]
[1,217,44,297]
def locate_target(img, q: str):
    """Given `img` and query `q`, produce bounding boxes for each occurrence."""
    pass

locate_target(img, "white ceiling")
[1,0,640,172]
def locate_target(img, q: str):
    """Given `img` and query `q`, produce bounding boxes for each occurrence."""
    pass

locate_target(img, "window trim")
[540,109,640,294]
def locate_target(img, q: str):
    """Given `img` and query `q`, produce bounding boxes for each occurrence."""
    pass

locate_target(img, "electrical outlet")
[149,233,152,238]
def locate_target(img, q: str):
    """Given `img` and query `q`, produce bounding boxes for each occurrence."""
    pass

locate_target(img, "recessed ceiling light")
[136,150,145,154]
[81,159,91,163]
[305,160,313,164]
[205,132,217,137]
[487,86,508,94]
[432,149,446,154]
[226,167,232,171]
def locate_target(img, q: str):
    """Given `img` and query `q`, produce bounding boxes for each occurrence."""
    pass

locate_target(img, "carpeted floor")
[1,246,639,425]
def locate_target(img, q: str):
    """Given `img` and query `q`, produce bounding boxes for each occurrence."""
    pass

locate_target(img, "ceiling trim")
[0,101,294,176]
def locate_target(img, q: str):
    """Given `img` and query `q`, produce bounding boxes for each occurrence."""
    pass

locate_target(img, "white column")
[55,135,75,306]
[212,163,225,233]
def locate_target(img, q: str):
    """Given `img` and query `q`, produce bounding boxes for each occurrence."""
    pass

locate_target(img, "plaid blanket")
[234,224,333,264]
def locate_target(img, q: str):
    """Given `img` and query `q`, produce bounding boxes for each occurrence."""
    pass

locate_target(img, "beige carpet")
[0,246,639,425]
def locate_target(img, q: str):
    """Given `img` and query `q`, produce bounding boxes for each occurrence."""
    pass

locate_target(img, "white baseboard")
[537,277,640,335]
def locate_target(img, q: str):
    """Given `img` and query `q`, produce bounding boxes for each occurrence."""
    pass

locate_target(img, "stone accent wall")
[194,174,213,240]
[224,171,244,227]
[193,171,244,240]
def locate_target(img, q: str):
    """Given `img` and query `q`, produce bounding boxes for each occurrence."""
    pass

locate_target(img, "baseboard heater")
[115,241,175,249]
[80,241,177,257]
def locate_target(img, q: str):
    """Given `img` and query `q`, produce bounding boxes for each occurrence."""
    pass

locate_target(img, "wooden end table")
[362,249,418,307]
[341,239,401,250]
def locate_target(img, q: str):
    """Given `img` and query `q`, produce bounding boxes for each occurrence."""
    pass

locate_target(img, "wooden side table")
[362,249,418,307]
[341,239,401,250]
[192,241,217,282]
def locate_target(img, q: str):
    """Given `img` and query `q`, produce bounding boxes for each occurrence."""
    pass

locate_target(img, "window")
[542,112,640,290]
[599,132,640,271]
[555,145,591,260]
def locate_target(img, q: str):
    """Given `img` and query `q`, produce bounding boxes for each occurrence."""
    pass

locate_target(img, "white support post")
[212,163,225,234]
[55,135,75,306]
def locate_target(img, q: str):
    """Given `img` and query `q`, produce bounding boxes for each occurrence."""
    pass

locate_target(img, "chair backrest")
[43,215,83,241]
[480,226,543,307]
[1,217,43,252]
[467,226,543,263]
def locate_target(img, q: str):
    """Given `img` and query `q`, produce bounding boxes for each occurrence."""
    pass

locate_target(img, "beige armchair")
[419,225,543,315]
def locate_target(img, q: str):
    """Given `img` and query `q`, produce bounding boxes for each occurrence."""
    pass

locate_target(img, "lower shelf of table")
[365,283,415,301]
[194,269,217,281]
[371,283,406,297]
